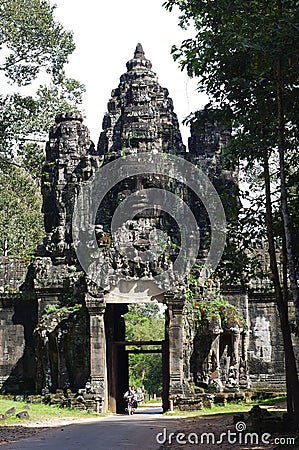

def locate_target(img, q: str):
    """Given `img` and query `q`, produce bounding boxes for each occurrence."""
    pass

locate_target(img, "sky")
[49,0,207,146]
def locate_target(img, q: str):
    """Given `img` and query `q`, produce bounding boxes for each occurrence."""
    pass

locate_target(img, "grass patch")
[0,399,101,426]
[251,395,286,406]
[142,397,162,406]
[164,396,286,418]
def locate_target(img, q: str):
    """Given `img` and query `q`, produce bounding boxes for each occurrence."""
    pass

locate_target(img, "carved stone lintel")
[164,292,185,312]
[85,293,106,315]
[89,375,105,396]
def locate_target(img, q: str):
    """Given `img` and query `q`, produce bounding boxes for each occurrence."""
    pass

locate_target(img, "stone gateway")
[0,45,294,412]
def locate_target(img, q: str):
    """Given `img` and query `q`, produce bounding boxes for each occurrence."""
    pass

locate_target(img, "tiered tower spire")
[98,44,185,156]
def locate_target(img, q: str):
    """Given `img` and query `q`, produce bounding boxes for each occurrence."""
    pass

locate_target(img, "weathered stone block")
[16,410,29,419]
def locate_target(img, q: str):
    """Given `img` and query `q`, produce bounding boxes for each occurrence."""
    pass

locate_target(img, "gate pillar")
[165,295,185,399]
[85,293,108,412]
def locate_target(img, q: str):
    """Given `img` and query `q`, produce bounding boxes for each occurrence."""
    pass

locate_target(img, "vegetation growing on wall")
[194,298,245,331]
[186,275,245,333]
[35,304,83,334]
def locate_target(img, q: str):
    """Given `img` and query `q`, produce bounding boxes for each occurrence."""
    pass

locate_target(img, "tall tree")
[164,0,299,422]
[276,0,299,330]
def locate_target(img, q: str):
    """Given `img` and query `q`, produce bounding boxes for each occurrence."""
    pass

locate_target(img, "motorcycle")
[125,396,136,415]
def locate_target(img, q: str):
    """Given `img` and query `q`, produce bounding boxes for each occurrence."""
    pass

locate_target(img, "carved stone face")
[116,175,163,219]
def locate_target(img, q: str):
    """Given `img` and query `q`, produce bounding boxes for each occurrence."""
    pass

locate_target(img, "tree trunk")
[4,239,8,257]
[276,53,299,330]
[281,232,293,413]
[263,154,299,424]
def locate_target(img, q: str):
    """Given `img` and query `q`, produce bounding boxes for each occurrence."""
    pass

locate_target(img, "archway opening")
[105,302,168,413]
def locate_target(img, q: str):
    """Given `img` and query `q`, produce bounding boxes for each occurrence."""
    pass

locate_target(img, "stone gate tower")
[0,44,290,411]
[32,44,192,412]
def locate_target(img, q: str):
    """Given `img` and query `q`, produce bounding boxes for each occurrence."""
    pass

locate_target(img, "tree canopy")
[164,0,299,157]
[0,166,44,256]
[0,0,75,85]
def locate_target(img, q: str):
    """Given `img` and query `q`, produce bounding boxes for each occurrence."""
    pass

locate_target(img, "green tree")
[0,166,44,256]
[124,304,165,395]
[0,0,75,85]
[164,0,299,422]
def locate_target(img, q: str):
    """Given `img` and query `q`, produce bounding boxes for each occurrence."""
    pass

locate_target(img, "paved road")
[0,407,179,450]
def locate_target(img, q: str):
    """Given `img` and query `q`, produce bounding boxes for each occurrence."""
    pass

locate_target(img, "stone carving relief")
[253,316,272,362]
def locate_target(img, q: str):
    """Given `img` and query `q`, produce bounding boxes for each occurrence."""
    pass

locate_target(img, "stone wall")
[0,257,36,392]
[0,257,29,293]
[0,298,24,390]
[0,296,37,393]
